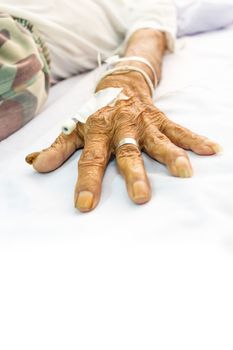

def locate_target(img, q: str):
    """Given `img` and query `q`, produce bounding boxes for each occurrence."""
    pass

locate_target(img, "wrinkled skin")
[26,29,221,212]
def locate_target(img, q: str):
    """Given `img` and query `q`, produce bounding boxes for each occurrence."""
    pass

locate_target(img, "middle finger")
[115,142,151,204]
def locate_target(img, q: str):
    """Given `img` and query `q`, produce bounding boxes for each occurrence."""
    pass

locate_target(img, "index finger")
[75,133,111,212]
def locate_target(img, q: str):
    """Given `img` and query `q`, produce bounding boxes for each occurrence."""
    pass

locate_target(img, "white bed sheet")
[0,27,233,349]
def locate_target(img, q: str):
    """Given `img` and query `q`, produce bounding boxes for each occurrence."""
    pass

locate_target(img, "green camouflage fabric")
[0,13,51,141]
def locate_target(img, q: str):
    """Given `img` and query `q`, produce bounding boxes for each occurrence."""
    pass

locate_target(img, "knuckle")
[167,124,193,148]
[172,146,186,157]
[115,110,139,128]
[166,123,189,139]
[166,145,187,162]
[143,107,167,130]
[153,132,168,142]
[79,146,108,168]
[116,144,141,160]
[144,131,167,149]
[85,108,114,135]
[173,124,187,137]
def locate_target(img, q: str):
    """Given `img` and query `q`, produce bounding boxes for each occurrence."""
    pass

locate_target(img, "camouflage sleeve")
[0,13,51,141]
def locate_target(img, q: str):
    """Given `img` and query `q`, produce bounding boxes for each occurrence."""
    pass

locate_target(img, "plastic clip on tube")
[61,117,78,135]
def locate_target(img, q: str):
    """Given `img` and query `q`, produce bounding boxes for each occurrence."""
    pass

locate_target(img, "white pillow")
[175,0,233,36]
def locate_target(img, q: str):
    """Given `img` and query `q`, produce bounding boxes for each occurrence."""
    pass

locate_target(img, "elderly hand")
[25,69,221,212]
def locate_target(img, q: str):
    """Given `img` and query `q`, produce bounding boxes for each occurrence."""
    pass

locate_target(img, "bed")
[0,26,233,349]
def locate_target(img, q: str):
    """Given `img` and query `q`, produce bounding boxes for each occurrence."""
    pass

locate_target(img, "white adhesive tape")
[61,87,127,135]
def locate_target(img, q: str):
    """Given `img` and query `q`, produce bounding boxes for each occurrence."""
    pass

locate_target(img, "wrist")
[116,60,157,87]
[96,28,166,101]
[96,69,153,103]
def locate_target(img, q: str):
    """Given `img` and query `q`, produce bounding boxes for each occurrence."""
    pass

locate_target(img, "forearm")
[123,28,166,83]
[96,29,166,100]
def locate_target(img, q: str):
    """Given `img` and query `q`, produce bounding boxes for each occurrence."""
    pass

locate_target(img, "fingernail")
[25,152,40,164]
[132,181,149,203]
[76,191,94,211]
[175,156,193,178]
[212,144,223,154]
[204,140,223,154]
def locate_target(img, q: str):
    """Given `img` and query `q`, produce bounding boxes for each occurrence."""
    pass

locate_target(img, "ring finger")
[143,126,193,177]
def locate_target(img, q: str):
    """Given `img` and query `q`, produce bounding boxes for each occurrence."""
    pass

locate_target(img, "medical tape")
[97,65,155,98]
[105,54,158,87]
[61,87,129,135]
